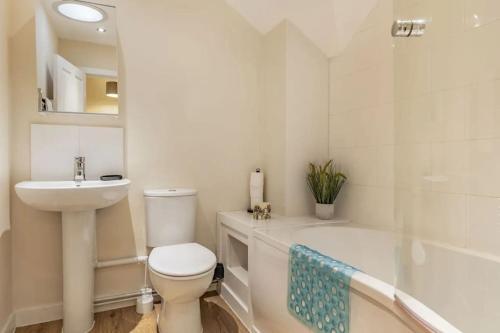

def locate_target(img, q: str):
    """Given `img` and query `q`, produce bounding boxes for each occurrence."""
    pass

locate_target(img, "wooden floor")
[16,294,248,333]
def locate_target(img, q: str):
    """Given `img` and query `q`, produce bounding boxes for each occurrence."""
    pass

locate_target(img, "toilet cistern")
[144,188,216,333]
[74,156,86,183]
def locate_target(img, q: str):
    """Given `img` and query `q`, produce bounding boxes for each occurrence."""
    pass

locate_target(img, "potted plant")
[306,160,347,220]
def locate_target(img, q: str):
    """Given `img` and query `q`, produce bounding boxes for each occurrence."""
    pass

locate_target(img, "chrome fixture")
[391,19,427,37]
[74,156,86,183]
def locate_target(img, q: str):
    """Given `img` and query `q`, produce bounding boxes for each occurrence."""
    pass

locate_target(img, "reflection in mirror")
[36,0,118,115]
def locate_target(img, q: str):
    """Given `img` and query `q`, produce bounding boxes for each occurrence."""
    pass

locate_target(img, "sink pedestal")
[62,210,96,333]
[14,179,130,332]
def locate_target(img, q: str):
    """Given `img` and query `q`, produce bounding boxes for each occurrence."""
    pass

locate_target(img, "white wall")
[58,39,117,72]
[260,23,287,214]
[0,0,12,329]
[10,0,263,312]
[9,0,329,320]
[261,21,329,216]
[120,0,263,254]
[285,23,329,216]
[329,0,395,229]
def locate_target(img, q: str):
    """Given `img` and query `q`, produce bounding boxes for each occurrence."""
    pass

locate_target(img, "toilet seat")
[149,243,216,277]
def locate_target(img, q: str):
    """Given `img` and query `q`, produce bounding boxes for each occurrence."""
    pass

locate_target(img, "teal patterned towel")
[288,244,357,333]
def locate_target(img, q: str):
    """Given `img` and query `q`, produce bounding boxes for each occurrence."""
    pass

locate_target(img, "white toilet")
[144,188,216,333]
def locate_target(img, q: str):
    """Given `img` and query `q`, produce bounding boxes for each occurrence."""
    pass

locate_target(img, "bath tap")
[74,156,86,183]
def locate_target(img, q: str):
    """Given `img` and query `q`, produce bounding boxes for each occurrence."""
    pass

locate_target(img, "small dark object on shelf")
[100,175,123,181]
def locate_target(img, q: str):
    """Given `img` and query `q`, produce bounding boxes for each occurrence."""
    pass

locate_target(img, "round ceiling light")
[55,2,106,23]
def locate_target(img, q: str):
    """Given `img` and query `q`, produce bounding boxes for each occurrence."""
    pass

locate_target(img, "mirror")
[36,0,119,115]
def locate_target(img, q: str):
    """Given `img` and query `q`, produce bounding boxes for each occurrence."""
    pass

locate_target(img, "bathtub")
[249,223,461,333]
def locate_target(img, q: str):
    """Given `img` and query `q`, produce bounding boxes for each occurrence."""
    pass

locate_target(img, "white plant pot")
[315,203,335,220]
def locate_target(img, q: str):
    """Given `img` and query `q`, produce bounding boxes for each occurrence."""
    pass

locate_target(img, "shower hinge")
[391,19,427,37]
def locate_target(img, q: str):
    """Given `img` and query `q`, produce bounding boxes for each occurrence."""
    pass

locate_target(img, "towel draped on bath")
[288,244,357,333]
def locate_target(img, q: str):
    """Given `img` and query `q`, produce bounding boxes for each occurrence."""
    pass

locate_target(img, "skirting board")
[14,303,62,328]
[14,293,153,328]
[0,313,15,333]
[14,281,219,327]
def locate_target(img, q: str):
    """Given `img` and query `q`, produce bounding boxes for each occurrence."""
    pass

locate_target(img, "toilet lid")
[149,243,216,277]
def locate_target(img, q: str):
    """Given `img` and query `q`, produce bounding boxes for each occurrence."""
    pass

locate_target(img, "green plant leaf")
[306,160,347,204]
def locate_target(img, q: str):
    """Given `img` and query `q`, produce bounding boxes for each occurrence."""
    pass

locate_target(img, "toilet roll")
[250,169,264,210]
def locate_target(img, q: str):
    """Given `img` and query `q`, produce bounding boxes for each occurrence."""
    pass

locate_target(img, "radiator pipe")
[96,255,148,269]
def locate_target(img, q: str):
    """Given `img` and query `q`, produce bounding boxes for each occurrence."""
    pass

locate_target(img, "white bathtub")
[249,223,461,333]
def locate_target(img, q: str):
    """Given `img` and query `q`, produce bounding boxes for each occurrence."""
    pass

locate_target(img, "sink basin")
[15,179,130,212]
[14,178,130,333]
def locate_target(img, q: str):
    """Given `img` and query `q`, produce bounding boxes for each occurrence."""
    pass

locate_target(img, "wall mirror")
[36,0,119,115]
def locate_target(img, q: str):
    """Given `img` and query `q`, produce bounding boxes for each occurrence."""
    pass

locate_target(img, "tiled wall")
[395,0,500,256]
[31,124,124,181]
[260,21,329,217]
[329,0,395,229]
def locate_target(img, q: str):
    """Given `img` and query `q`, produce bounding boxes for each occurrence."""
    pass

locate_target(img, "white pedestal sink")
[15,179,130,333]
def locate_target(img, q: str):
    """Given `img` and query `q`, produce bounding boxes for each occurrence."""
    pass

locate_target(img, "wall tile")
[465,0,500,29]
[468,79,500,139]
[468,139,500,197]
[333,183,358,221]
[376,145,394,188]
[394,39,430,100]
[375,104,395,146]
[394,98,412,144]
[358,185,394,228]
[431,141,468,194]
[412,191,467,246]
[395,143,432,190]
[331,147,378,186]
[426,0,465,40]
[395,88,467,144]
[468,195,500,256]
[79,127,124,180]
[466,20,500,83]
[31,124,79,181]
[429,33,470,91]
[331,61,393,112]
[329,113,356,149]
[333,27,393,77]
[335,184,394,229]
[430,87,468,142]
[30,124,124,181]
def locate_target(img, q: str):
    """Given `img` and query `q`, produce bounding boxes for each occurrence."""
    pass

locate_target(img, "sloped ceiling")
[224,0,378,57]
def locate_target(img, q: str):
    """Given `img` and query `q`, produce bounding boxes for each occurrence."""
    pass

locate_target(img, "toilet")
[144,188,216,333]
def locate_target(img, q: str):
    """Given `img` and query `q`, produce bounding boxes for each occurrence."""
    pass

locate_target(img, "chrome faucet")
[74,156,86,183]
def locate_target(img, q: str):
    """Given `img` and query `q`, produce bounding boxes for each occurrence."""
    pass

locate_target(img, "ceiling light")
[55,2,106,23]
[96,27,107,33]
[106,81,118,98]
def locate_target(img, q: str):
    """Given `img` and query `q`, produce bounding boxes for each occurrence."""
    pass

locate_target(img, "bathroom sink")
[14,178,130,333]
[15,179,130,212]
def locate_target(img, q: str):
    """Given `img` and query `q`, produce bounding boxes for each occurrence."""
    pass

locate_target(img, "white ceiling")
[42,0,117,46]
[224,0,378,57]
